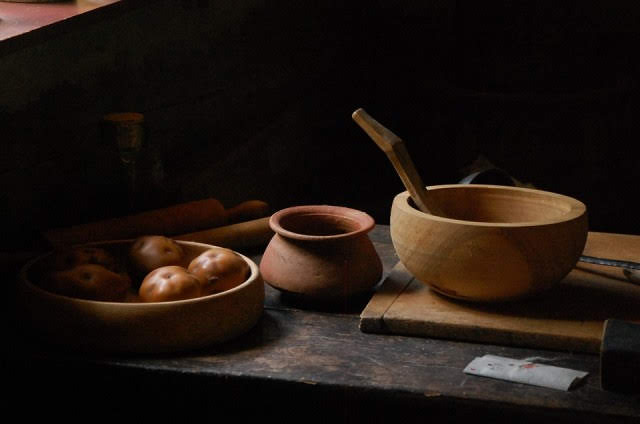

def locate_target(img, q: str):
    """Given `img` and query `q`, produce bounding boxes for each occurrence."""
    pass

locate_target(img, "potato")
[188,247,249,295]
[46,263,131,302]
[129,235,184,275]
[138,266,201,302]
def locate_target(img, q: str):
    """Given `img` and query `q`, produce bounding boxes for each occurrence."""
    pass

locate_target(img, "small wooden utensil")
[352,108,444,216]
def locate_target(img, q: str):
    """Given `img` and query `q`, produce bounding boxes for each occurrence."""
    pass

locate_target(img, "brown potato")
[49,246,117,271]
[188,247,249,295]
[139,265,201,302]
[129,235,184,275]
[46,263,132,302]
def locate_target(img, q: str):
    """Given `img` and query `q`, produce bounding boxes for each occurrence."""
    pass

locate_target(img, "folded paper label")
[464,355,588,391]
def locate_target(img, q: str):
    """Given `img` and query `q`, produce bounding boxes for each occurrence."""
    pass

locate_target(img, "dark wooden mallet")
[600,319,640,393]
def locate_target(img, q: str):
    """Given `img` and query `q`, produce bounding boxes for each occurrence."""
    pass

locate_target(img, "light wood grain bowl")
[17,240,264,353]
[391,184,588,302]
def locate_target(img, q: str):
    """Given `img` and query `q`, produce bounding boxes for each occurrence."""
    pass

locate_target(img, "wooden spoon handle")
[352,108,443,216]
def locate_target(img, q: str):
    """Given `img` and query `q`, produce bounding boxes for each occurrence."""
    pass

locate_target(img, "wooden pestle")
[352,108,445,216]
[42,199,270,248]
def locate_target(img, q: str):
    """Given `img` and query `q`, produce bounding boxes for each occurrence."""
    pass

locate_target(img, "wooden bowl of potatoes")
[17,236,264,353]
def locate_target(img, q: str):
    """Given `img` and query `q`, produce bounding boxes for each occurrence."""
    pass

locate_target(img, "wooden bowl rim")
[18,239,261,307]
[394,184,587,227]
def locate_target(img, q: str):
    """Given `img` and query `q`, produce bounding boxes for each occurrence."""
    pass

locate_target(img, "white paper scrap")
[464,355,588,391]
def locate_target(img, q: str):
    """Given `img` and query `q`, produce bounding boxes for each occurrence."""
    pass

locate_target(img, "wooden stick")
[352,108,444,216]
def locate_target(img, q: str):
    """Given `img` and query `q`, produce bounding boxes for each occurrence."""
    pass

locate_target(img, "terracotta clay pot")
[260,205,382,300]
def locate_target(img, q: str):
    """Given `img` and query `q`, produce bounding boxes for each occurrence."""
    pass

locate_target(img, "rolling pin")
[42,199,270,248]
[2,216,274,275]
[175,217,274,250]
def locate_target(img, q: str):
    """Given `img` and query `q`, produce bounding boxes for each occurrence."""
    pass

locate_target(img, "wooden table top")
[6,226,640,423]
[0,0,127,55]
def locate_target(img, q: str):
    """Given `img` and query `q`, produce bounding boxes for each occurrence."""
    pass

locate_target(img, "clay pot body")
[260,205,382,300]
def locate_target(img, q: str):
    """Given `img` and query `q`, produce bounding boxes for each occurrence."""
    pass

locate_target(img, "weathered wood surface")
[0,0,127,54]
[360,232,640,354]
[6,227,640,423]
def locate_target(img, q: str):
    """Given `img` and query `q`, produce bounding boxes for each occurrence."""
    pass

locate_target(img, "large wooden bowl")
[17,240,264,353]
[391,184,588,302]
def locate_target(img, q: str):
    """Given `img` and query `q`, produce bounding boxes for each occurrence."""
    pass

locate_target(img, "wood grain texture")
[358,261,413,333]
[361,231,640,354]
[390,184,588,301]
[10,308,637,423]
[7,226,640,423]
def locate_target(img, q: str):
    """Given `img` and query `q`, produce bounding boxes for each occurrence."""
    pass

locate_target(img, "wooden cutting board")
[360,232,640,354]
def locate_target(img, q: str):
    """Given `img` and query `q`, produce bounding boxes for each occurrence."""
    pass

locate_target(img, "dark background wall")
[2,0,639,251]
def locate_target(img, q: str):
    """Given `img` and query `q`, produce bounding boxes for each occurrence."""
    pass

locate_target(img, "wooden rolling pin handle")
[175,217,274,250]
[225,200,270,224]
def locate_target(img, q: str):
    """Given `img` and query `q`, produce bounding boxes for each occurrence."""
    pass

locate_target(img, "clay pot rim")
[395,184,587,227]
[269,205,375,241]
